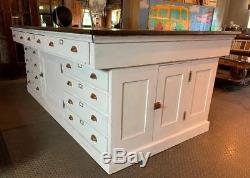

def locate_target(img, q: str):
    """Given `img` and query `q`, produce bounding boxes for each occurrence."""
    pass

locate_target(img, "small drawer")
[12,31,18,42]
[58,38,89,64]
[63,92,108,136]
[63,61,109,91]
[64,108,107,153]
[64,75,109,114]
[15,31,25,44]
[34,34,45,48]
[25,33,35,46]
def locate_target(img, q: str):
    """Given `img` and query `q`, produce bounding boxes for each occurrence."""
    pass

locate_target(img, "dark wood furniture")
[0,0,39,79]
[217,34,250,85]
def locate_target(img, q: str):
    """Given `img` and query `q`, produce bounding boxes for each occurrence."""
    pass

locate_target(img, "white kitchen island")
[11,27,238,174]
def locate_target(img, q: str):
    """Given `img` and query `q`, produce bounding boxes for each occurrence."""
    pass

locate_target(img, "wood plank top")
[13,26,241,36]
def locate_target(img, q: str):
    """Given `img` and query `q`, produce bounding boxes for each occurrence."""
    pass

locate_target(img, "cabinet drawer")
[64,75,109,114]
[62,61,109,91]
[63,92,108,136]
[15,31,25,44]
[60,38,89,64]
[64,108,107,153]
[34,34,46,48]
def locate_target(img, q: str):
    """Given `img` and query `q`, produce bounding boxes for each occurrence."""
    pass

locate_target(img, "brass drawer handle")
[90,73,97,80]
[66,64,71,69]
[27,80,31,84]
[67,81,72,87]
[36,87,39,91]
[91,115,97,122]
[40,73,43,77]
[35,76,38,79]
[20,36,23,40]
[37,39,41,44]
[34,64,37,67]
[49,41,54,47]
[68,99,73,105]
[69,115,73,121]
[27,37,31,41]
[26,58,29,62]
[33,51,36,54]
[25,47,27,51]
[27,70,30,73]
[71,46,78,53]
[90,93,97,100]
[154,102,162,110]
[91,135,97,143]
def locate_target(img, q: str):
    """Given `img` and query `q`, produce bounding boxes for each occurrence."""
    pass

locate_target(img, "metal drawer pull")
[69,115,73,121]
[90,93,97,100]
[71,46,78,53]
[90,73,97,80]
[27,80,31,84]
[37,39,41,44]
[33,51,36,54]
[36,87,39,91]
[27,37,31,41]
[25,47,27,51]
[154,102,162,110]
[78,64,83,68]
[79,102,84,108]
[68,99,73,105]
[66,64,71,69]
[39,73,43,77]
[91,135,97,143]
[80,120,84,125]
[20,36,23,40]
[26,58,29,62]
[34,64,37,67]
[78,83,83,89]
[91,115,97,122]
[49,41,54,47]
[27,70,29,73]
[35,76,38,79]
[67,81,72,87]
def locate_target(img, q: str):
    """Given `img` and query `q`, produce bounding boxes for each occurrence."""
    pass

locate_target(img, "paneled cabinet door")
[185,58,218,124]
[153,63,189,141]
[110,66,158,152]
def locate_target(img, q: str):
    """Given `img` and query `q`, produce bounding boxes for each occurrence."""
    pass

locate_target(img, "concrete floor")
[0,79,250,178]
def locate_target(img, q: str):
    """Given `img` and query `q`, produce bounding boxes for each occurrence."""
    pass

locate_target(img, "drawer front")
[63,92,108,136]
[34,34,46,48]
[64,75,109,114]
[63,61,109,91]
[15,31,26,44]
[25,33,35,46]
[60,39,89,64]
[64,108,108,153]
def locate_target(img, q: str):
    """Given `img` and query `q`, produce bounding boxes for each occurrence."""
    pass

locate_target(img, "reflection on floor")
[0,79,250,178]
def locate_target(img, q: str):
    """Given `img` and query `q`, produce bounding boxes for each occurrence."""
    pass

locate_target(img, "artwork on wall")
[148,4,189,31]
[202,0,217,7]
[189,5,214,31]
[184,0,199,4]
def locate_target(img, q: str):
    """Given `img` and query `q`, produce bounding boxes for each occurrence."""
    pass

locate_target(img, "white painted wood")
[185,58,218,124]
[92,39,232,69]
[11,27,235,174]
[110,65,158,152]
[154,63,190,140]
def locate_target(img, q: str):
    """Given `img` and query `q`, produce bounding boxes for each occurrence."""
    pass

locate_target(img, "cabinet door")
[186,58,218,123]
[43,53,64,111]
[153,63,189,141]
[110,66,158,152]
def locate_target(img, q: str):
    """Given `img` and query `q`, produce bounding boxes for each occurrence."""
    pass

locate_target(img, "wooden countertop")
[13,26,241,36]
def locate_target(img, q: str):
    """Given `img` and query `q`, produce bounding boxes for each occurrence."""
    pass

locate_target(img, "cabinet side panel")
[121,80,149,140]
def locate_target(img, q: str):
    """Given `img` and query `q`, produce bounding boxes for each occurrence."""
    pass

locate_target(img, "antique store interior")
[1,0,250,177]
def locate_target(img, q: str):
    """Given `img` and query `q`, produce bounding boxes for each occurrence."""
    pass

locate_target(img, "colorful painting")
[148,4,190,31]
[189,5,214,31]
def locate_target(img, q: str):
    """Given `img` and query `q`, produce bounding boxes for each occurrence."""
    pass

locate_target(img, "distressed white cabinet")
[11,27,237,174]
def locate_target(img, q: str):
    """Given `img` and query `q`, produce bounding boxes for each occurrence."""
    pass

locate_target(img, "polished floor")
[0,79,250,178]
